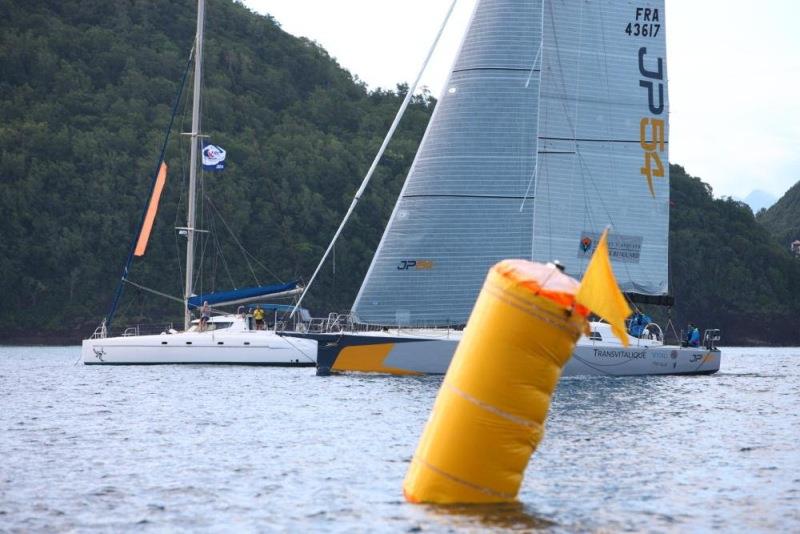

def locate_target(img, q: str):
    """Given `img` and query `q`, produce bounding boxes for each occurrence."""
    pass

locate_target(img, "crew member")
[200,301,211,331]
[687,323,700,347]
[254,305,265,330]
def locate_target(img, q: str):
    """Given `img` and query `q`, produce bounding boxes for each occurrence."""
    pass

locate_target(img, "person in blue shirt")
[686,323,701,347]
[629,312,652,338]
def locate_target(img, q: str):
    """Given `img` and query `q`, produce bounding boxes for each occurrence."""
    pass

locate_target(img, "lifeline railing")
[90,323,108,340]
[92,322,175,339]
[704,329,721,350]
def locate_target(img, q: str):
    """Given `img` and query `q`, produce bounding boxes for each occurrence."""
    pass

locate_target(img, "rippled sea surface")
[1,346,798,532]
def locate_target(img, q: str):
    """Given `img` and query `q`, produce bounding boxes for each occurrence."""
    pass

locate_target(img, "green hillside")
[0,0,433,341]
[668,166,800,344]
[757,180,800,248]
[1,1,799,345]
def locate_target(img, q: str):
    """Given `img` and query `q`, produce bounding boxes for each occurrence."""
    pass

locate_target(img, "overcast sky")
[242,0,800,201]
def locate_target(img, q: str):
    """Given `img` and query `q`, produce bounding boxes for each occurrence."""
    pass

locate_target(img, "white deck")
[82,315,316,365]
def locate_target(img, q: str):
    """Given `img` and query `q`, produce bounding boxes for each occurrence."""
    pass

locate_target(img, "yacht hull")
[82,330,317,366]
[300,332,720,376]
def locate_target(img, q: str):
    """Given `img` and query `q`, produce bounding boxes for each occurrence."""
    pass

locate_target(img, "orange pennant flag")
[134,162,167,257]
[575,228,632,346]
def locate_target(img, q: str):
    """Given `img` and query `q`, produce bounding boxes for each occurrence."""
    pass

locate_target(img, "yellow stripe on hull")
[332,343,422,375]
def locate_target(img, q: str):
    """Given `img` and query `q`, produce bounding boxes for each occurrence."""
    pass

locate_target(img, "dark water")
[1,346,798,532]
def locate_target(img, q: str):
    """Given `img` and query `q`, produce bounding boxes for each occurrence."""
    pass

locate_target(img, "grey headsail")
[353,0,544,326]
[532,1,670,295]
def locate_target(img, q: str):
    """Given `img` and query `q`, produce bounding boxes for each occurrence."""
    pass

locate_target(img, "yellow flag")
[576,229,632,346]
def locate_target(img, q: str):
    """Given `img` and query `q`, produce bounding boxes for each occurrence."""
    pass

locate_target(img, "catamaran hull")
[304,333,720,377]
[82,331,317,366]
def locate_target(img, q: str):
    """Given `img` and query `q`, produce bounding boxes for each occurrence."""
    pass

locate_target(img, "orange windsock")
[134,162,167,257]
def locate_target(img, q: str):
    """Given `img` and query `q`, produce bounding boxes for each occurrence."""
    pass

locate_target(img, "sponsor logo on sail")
[578,231,642,263]
[397,260,434,271]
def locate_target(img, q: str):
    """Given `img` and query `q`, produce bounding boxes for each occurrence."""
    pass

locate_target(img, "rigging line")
[195,194,211,297]
[574,148,636,289]
[576,0,588,274]
[546,5,621,272]
[593,4,637,288]
[530,0,546,261]
[204,195,281,284]
[570,0,586,244]
[105,43,195,330]
[209,213,238,292]
[280,335,317,364]
[290,0,459,319]
[214,209,258,288]
[519,158,538,213]
[562,95,644,287]
[173,81,193,298]
[525,42,543,88]
[200,164,210,293]
[540,0,571,262]
[123,279,185,305]
[551,118,628,281]
[520,39,544,213]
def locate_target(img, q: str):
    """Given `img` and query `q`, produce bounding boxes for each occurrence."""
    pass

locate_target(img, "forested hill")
[0,0,434,341]
[756,179,800,248]
[2,2,799,345]
[668,166,800,344]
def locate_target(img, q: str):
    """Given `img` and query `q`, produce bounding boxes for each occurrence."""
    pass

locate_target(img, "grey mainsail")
[353,0,670,326]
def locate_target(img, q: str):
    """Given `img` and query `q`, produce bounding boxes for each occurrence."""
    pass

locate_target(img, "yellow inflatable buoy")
[403,260,589,504]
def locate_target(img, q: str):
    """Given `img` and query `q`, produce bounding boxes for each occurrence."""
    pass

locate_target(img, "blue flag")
[202,142,226,171]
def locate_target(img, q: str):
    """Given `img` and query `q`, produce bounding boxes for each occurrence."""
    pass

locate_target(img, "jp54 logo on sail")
[397,260,434,271]
[638,46,665,197]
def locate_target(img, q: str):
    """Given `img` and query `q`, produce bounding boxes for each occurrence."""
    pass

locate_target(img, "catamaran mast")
[184,0,205,330]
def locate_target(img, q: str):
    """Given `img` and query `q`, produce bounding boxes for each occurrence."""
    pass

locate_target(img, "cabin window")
[187,321,233,332]
[589,331,602,341]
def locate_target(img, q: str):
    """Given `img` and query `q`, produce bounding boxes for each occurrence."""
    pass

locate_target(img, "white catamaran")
[82,0,316,365]
[288,0,721,376]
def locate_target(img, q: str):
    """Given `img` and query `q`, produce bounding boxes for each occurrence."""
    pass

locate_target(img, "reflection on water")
[424,502,557,531]
[0,346,798,531]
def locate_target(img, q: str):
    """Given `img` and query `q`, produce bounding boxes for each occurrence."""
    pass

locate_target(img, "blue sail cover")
[187,281,300,309]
